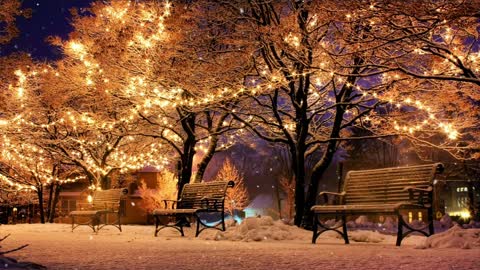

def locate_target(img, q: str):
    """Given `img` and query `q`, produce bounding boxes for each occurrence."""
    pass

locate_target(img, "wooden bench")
[311,163,444,246]
[70,188,127,232]
[152,181,234,237]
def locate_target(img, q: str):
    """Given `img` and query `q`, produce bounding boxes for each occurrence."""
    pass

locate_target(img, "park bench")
[152,180,234,237]
[311,163,444,246]
[69,188,127,232]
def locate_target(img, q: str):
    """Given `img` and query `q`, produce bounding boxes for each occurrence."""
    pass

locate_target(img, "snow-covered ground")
[1,217,479,270]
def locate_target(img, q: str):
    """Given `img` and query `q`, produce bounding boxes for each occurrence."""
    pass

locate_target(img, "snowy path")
[1,224,479,270]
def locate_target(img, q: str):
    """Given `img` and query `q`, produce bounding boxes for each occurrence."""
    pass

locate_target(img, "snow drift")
[200,216,310,241]
[417,225,480,249]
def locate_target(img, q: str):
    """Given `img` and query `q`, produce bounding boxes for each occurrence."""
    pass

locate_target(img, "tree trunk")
[46,183,54,220]
[274,177,282,219]
[302,141,337,227]
[301,53,363,226]
[291,144,307,226]
[100,175,111,190]
[177,110,196,198]
[36,185,45,224]
[194,134,219,183]
[48,183,61,223]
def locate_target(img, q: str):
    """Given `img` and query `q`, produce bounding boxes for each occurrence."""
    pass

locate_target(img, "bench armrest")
[102,202,120,210]
[403,186,433,205]
[403,186,433,192]
[76,202,94,210]
[318,191,346,205]
[163,199,178,209]
[201,197,223,210]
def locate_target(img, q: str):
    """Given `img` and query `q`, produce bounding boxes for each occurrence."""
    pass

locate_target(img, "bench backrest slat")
[91,189,126,210]
[342,163,442,205]
[178,181,232,209]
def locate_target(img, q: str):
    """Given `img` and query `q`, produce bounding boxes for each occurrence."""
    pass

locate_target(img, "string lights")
[1,0,473,193]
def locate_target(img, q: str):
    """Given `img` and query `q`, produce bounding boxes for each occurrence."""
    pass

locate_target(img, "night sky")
[1,0,93,60]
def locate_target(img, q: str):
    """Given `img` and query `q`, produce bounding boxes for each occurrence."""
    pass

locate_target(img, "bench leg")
[195,215,201,237]
[312,213,318,244]
[427,207,434,236]
[71,215,96,232]
[194,212,225,237]
[342,214,349,244]
[397,211,433,246]
[154,215,160,237]
[118,212,122,232]
[396,213,406,246]
[179,222,185,237]
[92,215,98,232]
[71,216,75,232]
[154,215,187,237]
[312,213,349,244]
[221,211,226,231]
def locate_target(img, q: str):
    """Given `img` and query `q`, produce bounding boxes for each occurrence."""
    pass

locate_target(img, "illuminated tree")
[214,158,249,217]
[0,133,81,223]
[195,0,480,226]
[51,0,248,195]
[0,0,30,44]
[0,0,478,229]
[2,60,168,191]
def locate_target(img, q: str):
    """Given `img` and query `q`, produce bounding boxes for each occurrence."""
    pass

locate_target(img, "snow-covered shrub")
[137,171,177,213]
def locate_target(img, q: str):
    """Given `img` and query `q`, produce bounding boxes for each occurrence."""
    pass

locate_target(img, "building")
[440,179,480,219]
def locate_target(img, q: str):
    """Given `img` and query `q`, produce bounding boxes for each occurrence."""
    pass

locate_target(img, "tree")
[0,0,30,44]
[0,133,80,223]
[0,56,81,223]
[214,158,249,218]
[51,0,248,195]
[195,0,480,226]
[0,0,478,228]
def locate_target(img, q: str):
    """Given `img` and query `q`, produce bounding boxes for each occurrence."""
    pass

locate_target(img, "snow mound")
[440,214,452,227]
[349,231,385,243]
[416,225,480,249]
[462,220,480,229]
[354,215,374,228]
[325,230,386,243]
[199,216,311,242]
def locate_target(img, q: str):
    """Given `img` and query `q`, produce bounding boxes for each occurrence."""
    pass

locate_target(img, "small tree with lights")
[214,158,249,218]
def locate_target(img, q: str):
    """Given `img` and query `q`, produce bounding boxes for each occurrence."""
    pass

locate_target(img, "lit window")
[418,212,422,221]
[408,212,413,223]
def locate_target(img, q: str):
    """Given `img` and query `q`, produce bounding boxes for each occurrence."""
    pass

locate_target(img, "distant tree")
[0,134,80,223]
[214,158,249,218]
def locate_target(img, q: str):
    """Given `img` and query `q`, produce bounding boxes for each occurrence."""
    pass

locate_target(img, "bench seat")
[311,202,426,213]
[69,210,113,216]
[153,209,198,215]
